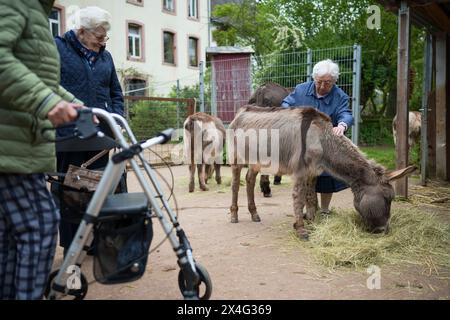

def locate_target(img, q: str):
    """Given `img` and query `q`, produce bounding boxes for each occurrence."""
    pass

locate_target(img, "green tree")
[212,0,425,117]
[212,0,281,56]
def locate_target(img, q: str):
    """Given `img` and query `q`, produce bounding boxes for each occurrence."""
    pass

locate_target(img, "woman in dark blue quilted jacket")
[55,6,125,254]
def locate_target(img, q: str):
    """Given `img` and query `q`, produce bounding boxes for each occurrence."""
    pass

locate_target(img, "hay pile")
[294,208,450,274]
[409,181,450,209]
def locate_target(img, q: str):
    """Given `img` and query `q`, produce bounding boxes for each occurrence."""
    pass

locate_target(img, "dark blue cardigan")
[55,31,124,132]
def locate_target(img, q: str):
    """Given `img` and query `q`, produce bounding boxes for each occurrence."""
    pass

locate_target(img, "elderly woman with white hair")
[281,59,354,214]
[54,6,125,255]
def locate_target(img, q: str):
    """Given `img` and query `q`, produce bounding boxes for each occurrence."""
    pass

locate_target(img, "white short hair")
[312,59,340,81]
[70,6,111,31]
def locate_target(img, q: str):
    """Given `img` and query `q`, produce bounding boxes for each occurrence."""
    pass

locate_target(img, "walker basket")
[93,213,153,284]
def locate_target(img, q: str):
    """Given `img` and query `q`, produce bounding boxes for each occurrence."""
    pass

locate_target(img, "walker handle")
[157,128,174,144]
[73,109,99,139]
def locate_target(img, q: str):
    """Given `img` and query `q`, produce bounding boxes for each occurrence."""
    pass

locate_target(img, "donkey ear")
[385,165,417,181]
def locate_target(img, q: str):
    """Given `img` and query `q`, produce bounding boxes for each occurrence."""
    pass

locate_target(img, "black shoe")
[274,176,282,185]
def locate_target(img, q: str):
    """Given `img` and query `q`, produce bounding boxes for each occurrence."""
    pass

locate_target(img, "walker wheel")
[178,263,212,300]
[44,269,89,300]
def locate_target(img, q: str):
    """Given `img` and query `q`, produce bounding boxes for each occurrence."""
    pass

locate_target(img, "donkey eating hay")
[228,105,416,239]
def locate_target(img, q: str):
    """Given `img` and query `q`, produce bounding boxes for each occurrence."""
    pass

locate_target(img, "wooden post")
[427,37,437,178]
[395,1,411,197]
[435,32,448,180]
[420,34,432,185]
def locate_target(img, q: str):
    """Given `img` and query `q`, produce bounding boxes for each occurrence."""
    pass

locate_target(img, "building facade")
[52,0,210,95]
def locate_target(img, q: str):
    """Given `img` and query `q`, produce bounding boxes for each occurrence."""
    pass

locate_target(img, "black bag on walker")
[49,173,128,224]
[93,214,153,284]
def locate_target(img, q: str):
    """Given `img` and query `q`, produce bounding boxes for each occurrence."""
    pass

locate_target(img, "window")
[49,8,61,37]
[126,78,146,96]
[188,0,198,19]
[163,31,175,65]
[188,37,198,67]
[163,0,175,12]
[128,24,142,58]
[127,0,144,6]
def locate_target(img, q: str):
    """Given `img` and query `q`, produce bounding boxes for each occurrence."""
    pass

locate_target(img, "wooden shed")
[379,0,450,197]
[206,46,254,122]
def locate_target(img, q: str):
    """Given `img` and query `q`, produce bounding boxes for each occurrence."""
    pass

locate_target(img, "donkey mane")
[320,128,388,188]
[241,105,284,113]
[240,105,331,122]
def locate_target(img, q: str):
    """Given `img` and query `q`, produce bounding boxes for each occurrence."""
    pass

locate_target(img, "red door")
[212,53,252,122]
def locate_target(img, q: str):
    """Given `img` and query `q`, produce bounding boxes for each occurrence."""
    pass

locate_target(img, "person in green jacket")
[0,0,83,299]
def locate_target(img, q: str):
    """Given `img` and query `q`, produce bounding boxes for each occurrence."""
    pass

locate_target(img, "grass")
[361,144,420,171]
[361,145,396,170]
[291,208,450,273]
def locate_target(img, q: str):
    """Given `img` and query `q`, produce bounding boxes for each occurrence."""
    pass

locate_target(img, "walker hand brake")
[73,109,101,139]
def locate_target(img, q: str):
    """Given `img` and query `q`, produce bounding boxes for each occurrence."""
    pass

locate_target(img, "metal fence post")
[199,60,205,113]
[306,48,312,82]
[351,44,362,146]
[176,79,180,132]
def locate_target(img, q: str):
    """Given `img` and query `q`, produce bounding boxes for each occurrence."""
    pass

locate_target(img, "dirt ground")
[51,165,450,300]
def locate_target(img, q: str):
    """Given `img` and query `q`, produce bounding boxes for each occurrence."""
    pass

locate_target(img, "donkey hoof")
[296,229,309,241]
[230,216,239,223]
[251,213,261,222]
[200,186,209,191]
[263,192,272,198]
[216,177,222,184]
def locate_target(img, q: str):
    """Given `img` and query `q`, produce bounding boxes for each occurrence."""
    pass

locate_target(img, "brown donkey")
[248,82,290,197]
[228,106,416,239]
[184,112,226,192]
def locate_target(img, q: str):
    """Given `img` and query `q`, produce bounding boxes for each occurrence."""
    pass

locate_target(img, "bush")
[128,100,187,141]
[359,117,394,146]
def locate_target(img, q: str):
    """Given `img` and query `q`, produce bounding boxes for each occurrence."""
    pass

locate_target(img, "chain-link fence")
[124,96,195,165]
[205,45,362,144]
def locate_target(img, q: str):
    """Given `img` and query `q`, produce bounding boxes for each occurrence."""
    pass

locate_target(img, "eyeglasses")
[315,80,334,86]
[87,30,109,42]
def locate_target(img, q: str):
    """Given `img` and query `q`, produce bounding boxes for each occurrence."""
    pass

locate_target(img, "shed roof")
[378,0,450,34]
[206,46,255,55]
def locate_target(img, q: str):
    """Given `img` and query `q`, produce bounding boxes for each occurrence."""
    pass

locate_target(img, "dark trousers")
[56,151,110,250]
